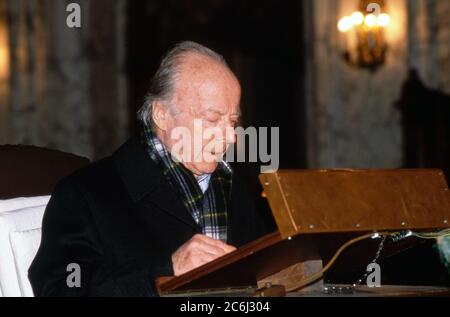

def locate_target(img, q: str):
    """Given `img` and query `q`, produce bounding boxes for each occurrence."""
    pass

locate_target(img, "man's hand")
[171,234,236,276]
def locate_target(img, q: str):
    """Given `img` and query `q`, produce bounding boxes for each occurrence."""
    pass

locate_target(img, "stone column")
[42,0,92,158]
[88,0,128,159]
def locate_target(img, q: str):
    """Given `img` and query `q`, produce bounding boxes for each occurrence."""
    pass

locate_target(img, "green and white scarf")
[139,121,232,243]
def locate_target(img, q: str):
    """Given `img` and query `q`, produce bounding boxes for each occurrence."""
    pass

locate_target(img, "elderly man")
[29,41,273,297]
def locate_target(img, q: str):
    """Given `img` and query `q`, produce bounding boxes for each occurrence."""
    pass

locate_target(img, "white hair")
[137,41,229,127]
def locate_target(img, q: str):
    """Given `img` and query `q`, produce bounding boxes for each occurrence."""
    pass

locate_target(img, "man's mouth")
[206,151,224,162]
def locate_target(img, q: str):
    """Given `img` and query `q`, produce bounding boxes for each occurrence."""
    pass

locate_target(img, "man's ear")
[151,101,168,131]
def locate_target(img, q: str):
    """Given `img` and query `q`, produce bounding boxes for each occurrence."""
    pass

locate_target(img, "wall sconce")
[337,0,391,72]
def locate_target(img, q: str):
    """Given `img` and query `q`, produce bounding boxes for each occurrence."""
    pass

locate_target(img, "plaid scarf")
[139,121,232,243]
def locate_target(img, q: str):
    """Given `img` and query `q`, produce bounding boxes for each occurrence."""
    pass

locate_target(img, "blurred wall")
[0,0,128,160]
[1,0,450,167]
[303,0,450,169]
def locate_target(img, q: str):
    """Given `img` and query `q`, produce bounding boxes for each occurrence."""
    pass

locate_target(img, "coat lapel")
[113,135,201,232]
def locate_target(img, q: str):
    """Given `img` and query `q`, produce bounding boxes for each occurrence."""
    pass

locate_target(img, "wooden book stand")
[156,169,450,297]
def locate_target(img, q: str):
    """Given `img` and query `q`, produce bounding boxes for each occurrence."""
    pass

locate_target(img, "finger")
[192,234,229,252]
[194,251,222,265]
[199,239,235,255]
[194,240,230,256]
[173,249,220,276]
[185,251,223,273]
[195,235,237,253]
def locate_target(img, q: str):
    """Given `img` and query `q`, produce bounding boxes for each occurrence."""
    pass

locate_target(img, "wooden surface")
[257,260,323,291]
[260,169,450,239]
[156,230,423,295]
[156,232,320,295]
[157,227,444,296]
[157,169,450,296]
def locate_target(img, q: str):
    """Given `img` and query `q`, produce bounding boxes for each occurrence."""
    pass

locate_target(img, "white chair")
[0,144,89,297]
[0,197,50,297]
[0,196,50,213]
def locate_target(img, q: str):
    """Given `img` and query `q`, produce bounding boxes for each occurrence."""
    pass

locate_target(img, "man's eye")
[206,116,220,123]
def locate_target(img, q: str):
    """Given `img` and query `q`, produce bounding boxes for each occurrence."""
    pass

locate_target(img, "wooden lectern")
[156,169,450,297]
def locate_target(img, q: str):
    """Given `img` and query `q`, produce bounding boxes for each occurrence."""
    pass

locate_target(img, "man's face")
[158,54,241,176]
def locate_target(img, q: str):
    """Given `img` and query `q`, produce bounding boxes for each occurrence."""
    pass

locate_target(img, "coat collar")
[113,135,161,202]
[113,135,201,232]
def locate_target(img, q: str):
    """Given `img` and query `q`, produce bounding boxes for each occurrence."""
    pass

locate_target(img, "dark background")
[127,0,306,168]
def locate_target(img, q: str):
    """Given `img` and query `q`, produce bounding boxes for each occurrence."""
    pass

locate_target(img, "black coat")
[28,135,273,297]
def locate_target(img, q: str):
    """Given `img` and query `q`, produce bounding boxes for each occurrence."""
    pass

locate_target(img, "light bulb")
[351,11,364,26]
[377,13,391,27]
[364,14,377,28]
[338,16,353,33]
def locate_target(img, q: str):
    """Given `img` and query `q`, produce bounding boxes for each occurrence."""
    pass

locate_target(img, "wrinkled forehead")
[173,54,241,113]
